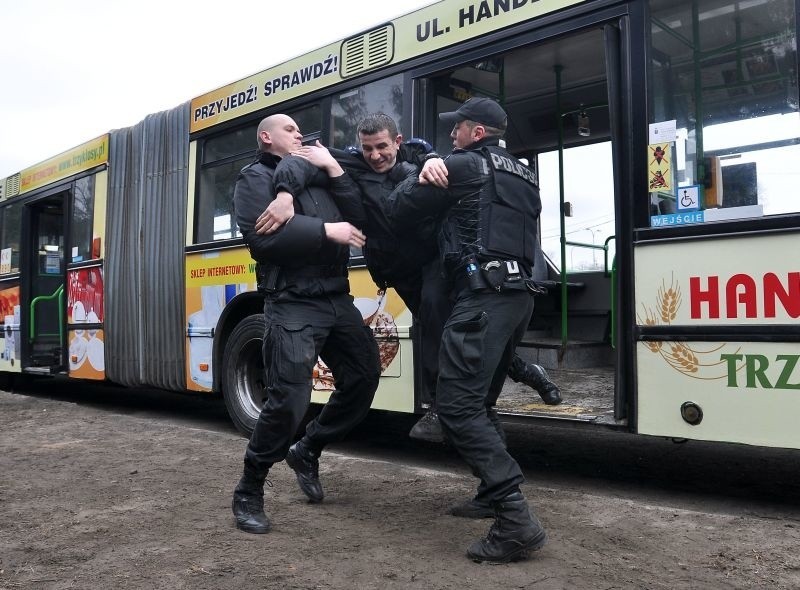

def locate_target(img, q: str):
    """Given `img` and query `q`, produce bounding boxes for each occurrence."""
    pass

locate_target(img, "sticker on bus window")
[0,248,10,274]
[650,211,705,227]
[648,143,672,193]
[648,120,676,144]
[676,185,701,211]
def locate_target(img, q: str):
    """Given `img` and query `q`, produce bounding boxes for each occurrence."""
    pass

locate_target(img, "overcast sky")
[0,0,436,179]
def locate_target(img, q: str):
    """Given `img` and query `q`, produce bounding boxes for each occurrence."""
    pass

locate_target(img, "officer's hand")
[256,192,294,234]
[419,158,448,187]
[293,141,344,177]
[324,222,366,248]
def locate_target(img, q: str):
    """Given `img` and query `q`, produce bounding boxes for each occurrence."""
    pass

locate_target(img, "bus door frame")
[407,2,640,427]
[20,185,71,374]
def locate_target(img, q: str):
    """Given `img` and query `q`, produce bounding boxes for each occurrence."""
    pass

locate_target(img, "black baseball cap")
[439,97,507,130]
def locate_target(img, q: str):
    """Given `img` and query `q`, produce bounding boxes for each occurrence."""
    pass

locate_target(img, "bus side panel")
[634,232,800,448]
[185,247,256,391]
[309,268,415,414]
[67,266,105,380]
[638,341,800,448]
[0,283,21,373]
[185,246,415,412]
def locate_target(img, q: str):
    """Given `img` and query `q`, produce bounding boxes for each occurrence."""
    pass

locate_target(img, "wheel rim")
[233,335,267,421]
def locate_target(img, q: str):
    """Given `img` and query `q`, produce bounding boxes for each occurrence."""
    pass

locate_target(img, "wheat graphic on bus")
[638,276,743,380]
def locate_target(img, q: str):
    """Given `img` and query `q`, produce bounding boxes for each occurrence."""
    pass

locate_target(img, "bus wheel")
[222,314,267,437]
[0,372,14,391]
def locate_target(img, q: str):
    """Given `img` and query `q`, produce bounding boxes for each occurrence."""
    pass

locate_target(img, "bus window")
[195,105,322,244]
[70,175,95,263]
[330,74,405,148]
[539,142,615,273]
[648,0,798,226]
[196,123,257,243]
[0,202,22,274]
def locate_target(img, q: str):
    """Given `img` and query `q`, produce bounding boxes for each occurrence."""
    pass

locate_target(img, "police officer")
[230,113,381,534]
[391,97,548,563]
[337,117,561,444]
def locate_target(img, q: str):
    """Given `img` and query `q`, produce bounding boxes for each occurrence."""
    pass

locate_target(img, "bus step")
[29,346,63,368]
[23,366,57,375]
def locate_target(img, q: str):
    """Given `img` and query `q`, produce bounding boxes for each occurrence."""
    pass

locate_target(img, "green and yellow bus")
[1,0,799,448]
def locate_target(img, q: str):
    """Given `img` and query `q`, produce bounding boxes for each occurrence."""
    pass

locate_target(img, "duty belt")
[454,258,528,294]
[256,263,348,293]
[280,265,348,280]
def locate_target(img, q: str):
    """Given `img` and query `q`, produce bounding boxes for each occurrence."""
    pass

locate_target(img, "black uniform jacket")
[278,145,439,289]
[332,148,439,288]
[389,137,538,277]
[388,139,495,226]
[233,152,365,295]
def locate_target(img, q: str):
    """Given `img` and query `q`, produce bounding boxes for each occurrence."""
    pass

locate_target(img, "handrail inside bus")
[563,236,615,276]
[558,236,616,350]
[30,285,65,343]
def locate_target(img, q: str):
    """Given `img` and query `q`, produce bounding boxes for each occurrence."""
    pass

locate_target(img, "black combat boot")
[467,491,548,563]
[449,497,495,519]
[231,467,271,534]
[408,408,445,443]
[286,439,324,503]
[508,356,562,406]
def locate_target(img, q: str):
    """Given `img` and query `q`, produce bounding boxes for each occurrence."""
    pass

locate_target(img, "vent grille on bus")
[340,25,395,79]
[2,174,21,199]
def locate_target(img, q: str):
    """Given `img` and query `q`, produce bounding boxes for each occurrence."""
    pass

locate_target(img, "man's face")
[450,120,479,149]
[359,129,402,173]
[263,115,303,156]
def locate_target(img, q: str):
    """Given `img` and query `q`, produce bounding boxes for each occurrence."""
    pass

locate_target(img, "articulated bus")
[1,0,799,447]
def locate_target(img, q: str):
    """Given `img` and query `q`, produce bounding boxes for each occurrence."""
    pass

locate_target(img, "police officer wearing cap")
[390,97,548,563]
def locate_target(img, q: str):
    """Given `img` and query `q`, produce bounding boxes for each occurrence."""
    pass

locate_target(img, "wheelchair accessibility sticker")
[677,185,701,211]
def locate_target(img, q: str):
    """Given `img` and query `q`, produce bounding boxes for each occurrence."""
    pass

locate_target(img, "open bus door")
[21,192,68,375]
[418,15,629,428]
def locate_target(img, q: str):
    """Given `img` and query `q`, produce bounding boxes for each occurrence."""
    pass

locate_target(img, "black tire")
[222,314,268,437]
[0,371,14,392]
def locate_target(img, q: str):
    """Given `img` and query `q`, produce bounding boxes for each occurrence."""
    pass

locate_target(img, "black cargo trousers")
[244,291,381,475]
[435,286,535,502]
[391,259,452,408]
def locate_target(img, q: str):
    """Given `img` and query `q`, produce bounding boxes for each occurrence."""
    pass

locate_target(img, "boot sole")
[409,430,445,443]
[235,520,271,534]
[467,530,548,564]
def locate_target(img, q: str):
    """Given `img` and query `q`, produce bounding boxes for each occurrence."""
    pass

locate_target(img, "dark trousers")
[244,292,381,475]
[393,260,451,407]
[436,288,534,502]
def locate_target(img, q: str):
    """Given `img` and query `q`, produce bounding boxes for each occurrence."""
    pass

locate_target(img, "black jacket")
[330,148,439,288]
[233,152,365,295]
[389,137,541,279]
[277,144,439,289]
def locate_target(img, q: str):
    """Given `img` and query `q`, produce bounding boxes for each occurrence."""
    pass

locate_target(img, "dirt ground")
[2,388,800,590]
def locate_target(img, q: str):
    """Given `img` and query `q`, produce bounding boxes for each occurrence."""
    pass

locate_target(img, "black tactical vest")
[476,145,541,271]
